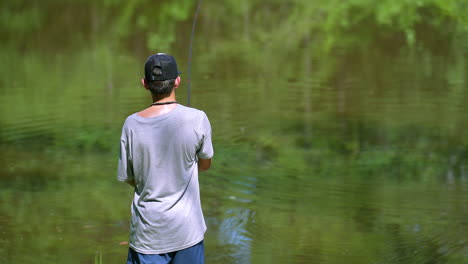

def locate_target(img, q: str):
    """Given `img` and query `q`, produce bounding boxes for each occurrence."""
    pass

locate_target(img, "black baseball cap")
[144,53,181,82]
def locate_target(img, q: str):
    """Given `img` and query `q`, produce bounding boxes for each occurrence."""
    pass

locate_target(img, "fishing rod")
[186,0,203,107]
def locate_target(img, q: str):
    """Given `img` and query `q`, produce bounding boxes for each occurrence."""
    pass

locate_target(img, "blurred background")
[1,0,468,263]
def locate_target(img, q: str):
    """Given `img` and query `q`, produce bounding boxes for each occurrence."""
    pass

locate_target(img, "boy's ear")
[141,78,149,89]
[174,76,181,89]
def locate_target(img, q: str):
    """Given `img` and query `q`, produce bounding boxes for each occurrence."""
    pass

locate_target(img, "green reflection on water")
[1,0,468,263]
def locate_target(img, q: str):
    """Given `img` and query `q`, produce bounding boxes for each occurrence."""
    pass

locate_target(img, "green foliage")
[0,4,42,34]
[111,0,195,50]
[3,0,467,53]
[202,0,468,55]
[1,0,195,51]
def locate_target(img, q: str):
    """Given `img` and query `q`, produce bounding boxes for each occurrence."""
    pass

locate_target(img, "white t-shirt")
[117,104,214,254]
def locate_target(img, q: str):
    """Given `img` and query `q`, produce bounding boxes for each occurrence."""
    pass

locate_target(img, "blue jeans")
[126,240,204,264]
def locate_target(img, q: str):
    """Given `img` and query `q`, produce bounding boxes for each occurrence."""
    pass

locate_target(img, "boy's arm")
[198,158,211,171]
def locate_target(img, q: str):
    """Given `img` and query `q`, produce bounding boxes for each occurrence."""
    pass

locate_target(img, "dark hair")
[147,67,175,95]
[147,79,176,95]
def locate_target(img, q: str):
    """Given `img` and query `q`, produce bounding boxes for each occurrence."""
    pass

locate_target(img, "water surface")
[1,1,468,263]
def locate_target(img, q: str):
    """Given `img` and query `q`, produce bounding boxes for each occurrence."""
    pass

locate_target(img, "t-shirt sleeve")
[196,112,214,159]
[117,123,134,182]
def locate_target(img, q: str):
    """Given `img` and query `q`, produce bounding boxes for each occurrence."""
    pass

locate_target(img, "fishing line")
[186,0,203,107]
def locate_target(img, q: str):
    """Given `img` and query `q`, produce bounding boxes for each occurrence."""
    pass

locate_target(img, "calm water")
[1,2,468,263]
